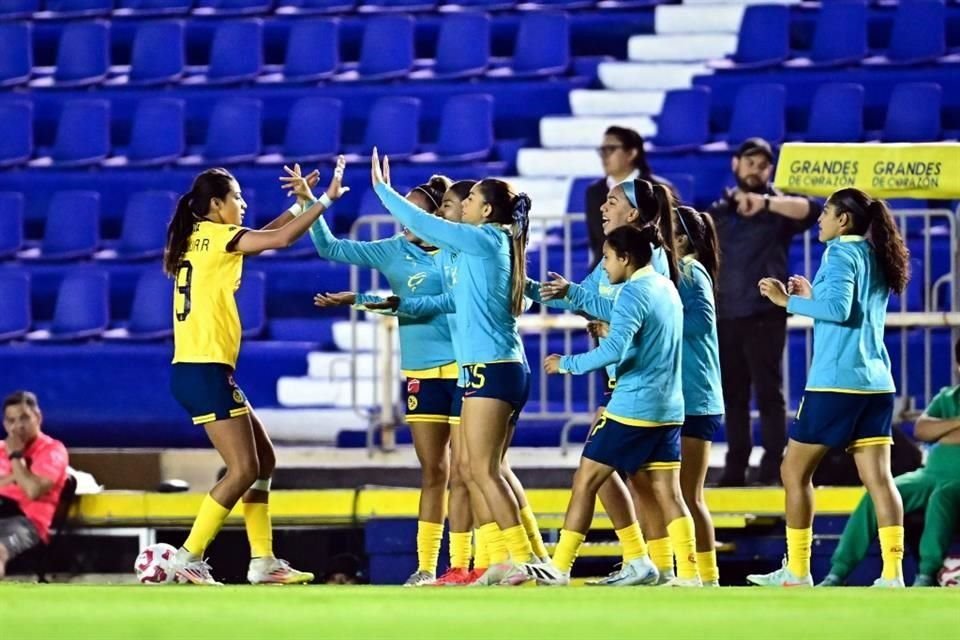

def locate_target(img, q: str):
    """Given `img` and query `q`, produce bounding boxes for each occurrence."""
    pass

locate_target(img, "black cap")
[736,137,774,162]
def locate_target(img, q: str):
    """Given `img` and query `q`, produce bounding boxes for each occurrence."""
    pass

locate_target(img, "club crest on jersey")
[407,272,428,292]
[407,379,421,394]
[407,395,419,411]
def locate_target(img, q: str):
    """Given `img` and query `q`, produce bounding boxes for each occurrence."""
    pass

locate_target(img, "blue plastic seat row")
[650,81,947,151]
[0,0,613,19]
[0,267,267,342]
[710,0,960,71]
[0,13,570,88]
[0,92,495,168]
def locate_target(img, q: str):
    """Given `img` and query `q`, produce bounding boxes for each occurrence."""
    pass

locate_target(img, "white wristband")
[287,202,304,218]
[318,193,334,210]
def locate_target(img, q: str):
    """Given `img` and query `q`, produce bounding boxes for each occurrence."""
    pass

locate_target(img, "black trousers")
[718,310,788,479]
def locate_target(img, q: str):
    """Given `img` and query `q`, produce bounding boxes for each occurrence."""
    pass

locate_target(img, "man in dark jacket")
[710,138,821,486]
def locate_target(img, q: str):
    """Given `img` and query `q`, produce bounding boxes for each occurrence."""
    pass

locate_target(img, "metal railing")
[347,208,960,455]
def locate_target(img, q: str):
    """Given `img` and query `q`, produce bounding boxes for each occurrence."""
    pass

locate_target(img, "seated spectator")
[0,391,70,579]
[820,339,960,587]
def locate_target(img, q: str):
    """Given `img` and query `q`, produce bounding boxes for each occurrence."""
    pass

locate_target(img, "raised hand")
[279,163,318,202]
[541,272,572,301]
[325,155,349,201]
[787,275,812,299]
[758,277,789,308]
[370,147,391,187]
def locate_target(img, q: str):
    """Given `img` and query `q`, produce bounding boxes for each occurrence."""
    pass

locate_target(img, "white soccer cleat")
[521,560,570,586]
[403,570,436,587]
[470,561,522,586]
[173,558,223,586]
[659,575,703,587]
[746,559,814,587]
[247,557,314,585]
[702,579,721,587]
[871,576,905,588]
[587,556,659,587]
[654,568,676,586]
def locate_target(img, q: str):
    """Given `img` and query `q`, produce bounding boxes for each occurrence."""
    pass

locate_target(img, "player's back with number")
[172,220,246,367]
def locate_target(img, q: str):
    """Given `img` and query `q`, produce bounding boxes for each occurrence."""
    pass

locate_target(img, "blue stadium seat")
[658,173,695,205]
[359,97,421,159]
[881,82,942,142]
[273,97,342,163]
[197,98,262,164]
[0,271,31,342]
[864,0,946,66]
[651,87,711,151]
[116,191,177,260]
[0,22,32,87]
[517,0,592,10]
[724,83,785,146]
[355,15,415,80]
[0,193,24,260]
[264,19,339,83]
[238,271,267,338]
[422,12,490,79]
[275,0,354,14]
[47,270,110,342]
[122,98,186,167]
[0,0,38,18]
[44,99,111,167]
[428,93,494,162]
[114,0,193,16]
[185,19,263,85]
[41,0,113,17]
[32,21,110,88]
[785,1,867,68]
[39,191,101,261]
[358,0,436,12]
[708,5,789,70]
[124,269,173,341]
[126,21,185,86]
[0,101,33,168]
[804,83,864,143]
[193,0,273,15]
[438,0,513,9]
[490,12,569,77]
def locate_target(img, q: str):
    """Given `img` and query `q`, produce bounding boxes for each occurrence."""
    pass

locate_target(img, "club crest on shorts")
[233,389,245,404]
[407,379,421,394]
[407,395,419,411]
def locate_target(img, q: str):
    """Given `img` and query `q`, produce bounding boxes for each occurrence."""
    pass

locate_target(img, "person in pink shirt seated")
[0,391,69,579]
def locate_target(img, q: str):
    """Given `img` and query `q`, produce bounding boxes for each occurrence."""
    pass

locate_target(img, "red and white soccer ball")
[134,543,177,585]
[937,554,960,587]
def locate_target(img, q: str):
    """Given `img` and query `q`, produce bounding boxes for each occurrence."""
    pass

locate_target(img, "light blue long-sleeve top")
[677,255,724,416]
[309,214,456,374]
[373,183,525,366]
[559,266,684,426]
[786,235,896,393]
[525,246,668,380]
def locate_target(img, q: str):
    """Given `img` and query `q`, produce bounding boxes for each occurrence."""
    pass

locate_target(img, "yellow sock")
[416,521,444,574]
[480,523,509,565]
[786,526,813,578]
[474,527,490,569]
[502,524,534,563]
[183,494,231,557]
[450,531,473,570]
[878,525,904,580]
[552,529,586,573]
[615,523,648,563]
[697,550,720,583]
[519,506,549,559]
[648,537,675,574]
[242,501,273,558]
[667,517,698,580]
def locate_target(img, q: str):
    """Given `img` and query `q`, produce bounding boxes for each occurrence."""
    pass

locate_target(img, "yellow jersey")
[172,220,248,367]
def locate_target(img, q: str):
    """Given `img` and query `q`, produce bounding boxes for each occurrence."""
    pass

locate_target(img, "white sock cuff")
[251,478,271,492]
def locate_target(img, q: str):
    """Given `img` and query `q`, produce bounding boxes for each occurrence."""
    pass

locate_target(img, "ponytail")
[606,225,655,269]
[164,167,236,276]
[676,206,721,291]
[412,174,452,213]
[827,188,910,294]
[509,193,532,317]
[649,182,680,286]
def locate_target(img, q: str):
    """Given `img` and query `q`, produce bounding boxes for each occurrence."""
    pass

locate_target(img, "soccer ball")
[134,543,177,585]
[937,554,960,587]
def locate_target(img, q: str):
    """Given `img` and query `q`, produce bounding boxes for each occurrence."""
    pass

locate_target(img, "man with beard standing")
[709,138,821,486]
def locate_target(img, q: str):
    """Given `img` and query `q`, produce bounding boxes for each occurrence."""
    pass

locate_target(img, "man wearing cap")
[709,138,821,486]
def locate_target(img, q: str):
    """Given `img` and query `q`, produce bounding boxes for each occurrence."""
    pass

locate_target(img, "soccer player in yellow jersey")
[164,159,348,585]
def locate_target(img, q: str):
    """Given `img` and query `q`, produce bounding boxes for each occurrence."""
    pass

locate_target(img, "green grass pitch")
[0,585,955,639]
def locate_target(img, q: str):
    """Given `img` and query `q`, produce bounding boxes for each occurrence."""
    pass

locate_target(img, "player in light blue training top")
[371,150,539,586]
[750,187,911,588]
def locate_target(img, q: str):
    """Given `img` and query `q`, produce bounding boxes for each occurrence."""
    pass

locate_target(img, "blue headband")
[619,180,638,208]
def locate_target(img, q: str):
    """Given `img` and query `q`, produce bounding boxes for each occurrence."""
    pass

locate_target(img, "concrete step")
[517,148,599,178]
[569,89,666,117]
[627,33,737,63]
[655,4,745,35]
[540,115,656,149]
[598,61,709,91]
